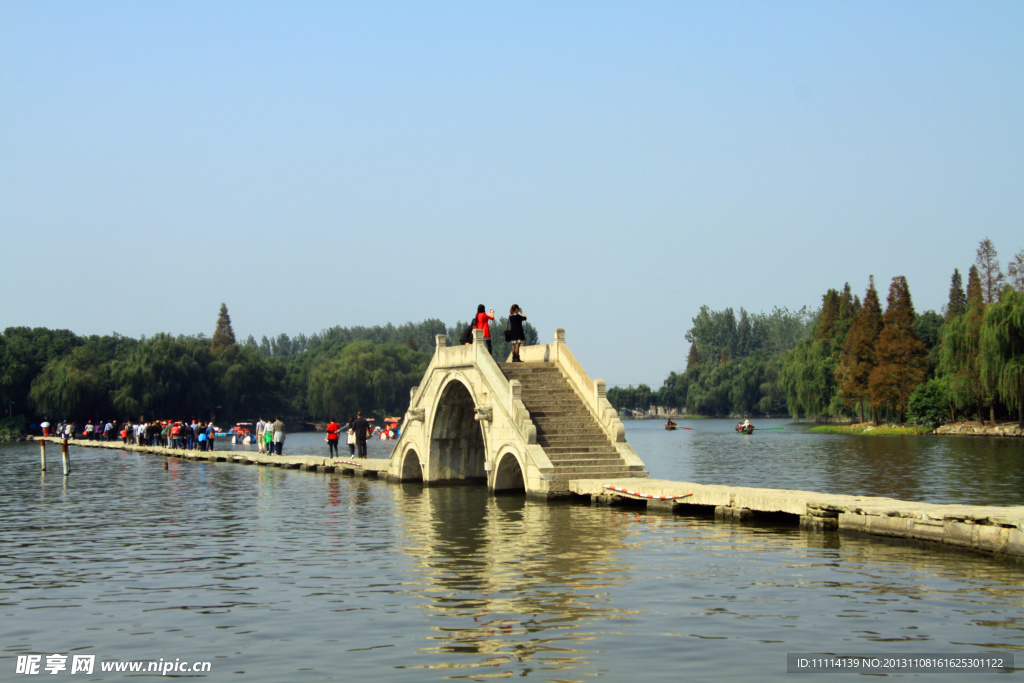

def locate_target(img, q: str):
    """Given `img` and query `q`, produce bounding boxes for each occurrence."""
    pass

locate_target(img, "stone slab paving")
[38,437,389,475]
[570,477,1024,559]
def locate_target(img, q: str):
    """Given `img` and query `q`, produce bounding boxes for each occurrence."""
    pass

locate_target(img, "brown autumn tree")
[211,303,236,353]
[867,276,928,423]
[836,276,883,423]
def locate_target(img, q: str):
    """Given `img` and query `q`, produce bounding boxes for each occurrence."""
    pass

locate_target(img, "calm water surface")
[2,423,1022,681]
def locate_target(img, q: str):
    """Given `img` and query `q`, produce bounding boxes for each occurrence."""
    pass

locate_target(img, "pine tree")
[836,276,883,423]
[211,303,236,353]
[685,342,700,371]
[975,238,1004,304]
[816,289,841,341]
[867,276,928,423]
[1007,249,1024,293]
[945,268,967,321]
[966,265,983,304]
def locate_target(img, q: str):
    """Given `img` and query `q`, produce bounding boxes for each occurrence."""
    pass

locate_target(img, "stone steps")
[501,362,645,481]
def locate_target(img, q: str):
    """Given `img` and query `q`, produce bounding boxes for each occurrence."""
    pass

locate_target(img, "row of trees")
[610,239,1024,427]
[1,304,538,427]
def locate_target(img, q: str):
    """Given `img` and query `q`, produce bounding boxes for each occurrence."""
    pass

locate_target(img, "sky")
[2,1,1022,387]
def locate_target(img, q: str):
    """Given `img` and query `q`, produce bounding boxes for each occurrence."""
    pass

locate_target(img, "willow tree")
[868,276,928,423]
[109,334,213,419]
[980,289,1024,428]
[938,270,987,423]
[29,345,112,420]
[836,277,883,423]
[779,337,833,419]
[305,341,428,420]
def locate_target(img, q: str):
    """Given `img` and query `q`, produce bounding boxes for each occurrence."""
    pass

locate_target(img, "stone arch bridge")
[388,329,648,497]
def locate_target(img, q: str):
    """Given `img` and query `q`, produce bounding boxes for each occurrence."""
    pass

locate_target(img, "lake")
[2,420,1022,681]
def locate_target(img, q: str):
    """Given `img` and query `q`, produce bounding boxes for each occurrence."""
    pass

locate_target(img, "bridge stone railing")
[519,329,645,472]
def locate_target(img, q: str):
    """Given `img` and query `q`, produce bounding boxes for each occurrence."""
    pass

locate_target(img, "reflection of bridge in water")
[388,328,648,496]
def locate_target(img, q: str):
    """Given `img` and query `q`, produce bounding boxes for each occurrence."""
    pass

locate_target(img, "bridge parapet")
[519,329,628,444]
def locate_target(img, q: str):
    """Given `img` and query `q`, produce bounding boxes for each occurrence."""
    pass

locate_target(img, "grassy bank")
[809,423,930,436]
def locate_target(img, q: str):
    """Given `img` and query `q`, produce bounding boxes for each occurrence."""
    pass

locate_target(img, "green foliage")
[0,414,28,441]
[2,317,459,425]
[30,344,112,420]
[945,268,967,320]
[907,377,952,428]
[914,309,944,372]
[938,294,986,421]
[664,305,814,417]
[606,384,654,413]
[979,288,1024,426]
[305,341,429,420]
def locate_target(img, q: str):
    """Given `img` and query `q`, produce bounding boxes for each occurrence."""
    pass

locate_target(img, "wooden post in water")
[61,438,70,476]
[40,439,46,471]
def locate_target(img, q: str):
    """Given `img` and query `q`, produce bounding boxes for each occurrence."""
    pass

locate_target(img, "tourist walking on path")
[346,417,356,456]
[256,418,266,454]
[508,304,527,362]
[475,304,495,355]
[326,419,340,457]
[206,422,216,451]
[353,412,370,459]
[272,417,286,455]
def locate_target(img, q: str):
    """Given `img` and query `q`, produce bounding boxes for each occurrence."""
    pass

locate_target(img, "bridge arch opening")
[492,452,525,493]
[400,449,423,482]
[429,380,487,484]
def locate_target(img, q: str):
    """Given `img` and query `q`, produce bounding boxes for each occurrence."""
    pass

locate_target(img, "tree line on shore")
[0,303,538,433]
[608,239,1024,428]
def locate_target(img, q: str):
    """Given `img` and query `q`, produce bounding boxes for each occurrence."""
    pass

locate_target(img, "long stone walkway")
[37,437,389,476]
[570,478,1024,560]
[37,437,1024,561]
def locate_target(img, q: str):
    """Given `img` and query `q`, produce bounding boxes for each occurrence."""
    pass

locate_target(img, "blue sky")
[2,1,1021,387]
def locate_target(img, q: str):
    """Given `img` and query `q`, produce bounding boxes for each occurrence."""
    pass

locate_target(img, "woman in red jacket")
[475,304,495,355]
[325,419,340,457]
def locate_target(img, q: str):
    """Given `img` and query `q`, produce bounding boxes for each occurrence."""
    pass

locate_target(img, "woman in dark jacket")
[508,304,527,362]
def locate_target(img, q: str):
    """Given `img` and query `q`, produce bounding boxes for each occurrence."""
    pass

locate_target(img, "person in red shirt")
[325,419,340,457]
[476,304,495,355]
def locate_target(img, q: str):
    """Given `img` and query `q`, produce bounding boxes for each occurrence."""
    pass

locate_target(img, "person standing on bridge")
[353,412,370,459]
[346,417,356,456]
[256,417,266,454]
[325,418,340,458]
[272,417,286,455]
[475,304,495,355]
[508,304,527,362]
